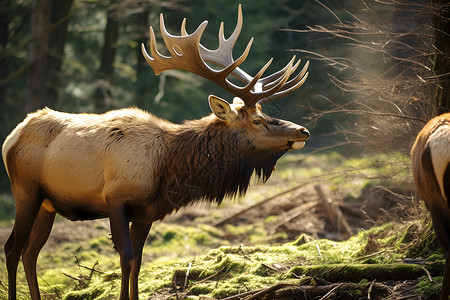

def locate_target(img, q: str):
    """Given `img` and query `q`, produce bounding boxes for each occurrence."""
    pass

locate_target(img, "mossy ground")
[0,152,445,299]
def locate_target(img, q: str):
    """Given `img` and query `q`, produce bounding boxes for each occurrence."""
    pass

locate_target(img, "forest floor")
[0,152,445,299]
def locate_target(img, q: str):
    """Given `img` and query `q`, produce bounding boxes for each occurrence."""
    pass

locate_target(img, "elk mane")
[151,116,287,219]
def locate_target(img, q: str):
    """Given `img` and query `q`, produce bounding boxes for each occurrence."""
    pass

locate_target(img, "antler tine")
[259,61,309,104]
[198,4,253,84]
[181,18,187,36]
[276,60,309,93]
[259,56,298,93]
[219,38,254,81]
[261,57,300,89]
[245,58,296,107]
[259,73,309,104]
[241,58,273,93]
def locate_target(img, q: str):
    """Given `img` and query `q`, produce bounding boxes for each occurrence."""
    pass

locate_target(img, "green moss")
[89,236,109,249]
[292,233,314,246]
[416,276,443,299]
[398,222,420,244]
[407,221,441,257]
[265,215,278,223]
[211,274,276,298]
[289,263,427,282]
[62,286,107,300]
[189,283,214,295]
[427,253,444,262]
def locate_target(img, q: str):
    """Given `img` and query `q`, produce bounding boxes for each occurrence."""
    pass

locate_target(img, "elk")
[411,113,450,300]
[2,5,310,300]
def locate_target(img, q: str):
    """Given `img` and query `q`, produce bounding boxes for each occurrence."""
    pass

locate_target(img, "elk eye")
[253,119,262,125]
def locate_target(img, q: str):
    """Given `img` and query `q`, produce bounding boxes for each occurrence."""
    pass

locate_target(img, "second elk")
[411,113,450,300]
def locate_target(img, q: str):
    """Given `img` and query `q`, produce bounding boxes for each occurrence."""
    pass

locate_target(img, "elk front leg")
[130,221,152,300]
[108,204,133,300]
[5,188,43,300]
[22,204,56,300]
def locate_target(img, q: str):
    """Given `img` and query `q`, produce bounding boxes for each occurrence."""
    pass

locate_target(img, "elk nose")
[299,127,310,139]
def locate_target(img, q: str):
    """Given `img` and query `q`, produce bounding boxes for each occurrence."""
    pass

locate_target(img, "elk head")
[141,4,310,156]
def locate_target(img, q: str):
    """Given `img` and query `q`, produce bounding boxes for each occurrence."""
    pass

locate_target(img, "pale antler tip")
[181,18,187,35]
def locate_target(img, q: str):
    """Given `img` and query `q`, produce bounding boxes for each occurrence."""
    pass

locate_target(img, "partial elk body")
[2,5,310,300]
[411,113,450,300]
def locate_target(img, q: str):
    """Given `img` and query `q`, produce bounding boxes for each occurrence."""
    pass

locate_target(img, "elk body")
[2,5,310,300]
[411,113,450,300]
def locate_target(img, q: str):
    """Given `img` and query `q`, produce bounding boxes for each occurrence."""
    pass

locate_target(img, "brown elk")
[411,113,450,300]
[2,5,310,300]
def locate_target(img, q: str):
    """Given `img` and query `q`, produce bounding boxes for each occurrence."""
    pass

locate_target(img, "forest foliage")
[0,0,448,193]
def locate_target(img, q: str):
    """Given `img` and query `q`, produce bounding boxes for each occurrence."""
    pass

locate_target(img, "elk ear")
[208,95,238,121]
[232,97,245,106]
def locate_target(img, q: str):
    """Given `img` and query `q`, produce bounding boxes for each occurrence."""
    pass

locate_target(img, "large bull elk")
[411,113,450,300]
[2,5,310,300]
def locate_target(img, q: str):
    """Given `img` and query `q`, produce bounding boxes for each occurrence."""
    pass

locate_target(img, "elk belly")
[41,134,107,219]
[291,141,305,150]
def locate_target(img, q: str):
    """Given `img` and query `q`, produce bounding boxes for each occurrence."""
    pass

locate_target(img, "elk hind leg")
[429,205,450,300]
[5,189,44,300]
[22,202,56,300]
[130,221,152,300]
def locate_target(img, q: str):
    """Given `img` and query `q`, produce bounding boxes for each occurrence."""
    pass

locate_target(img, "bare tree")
[290,0,442,154]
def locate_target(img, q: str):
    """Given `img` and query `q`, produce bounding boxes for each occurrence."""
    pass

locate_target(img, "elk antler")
[141,4,309,107]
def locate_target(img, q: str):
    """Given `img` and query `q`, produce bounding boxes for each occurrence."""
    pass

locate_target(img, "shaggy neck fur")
[152,116,287,219]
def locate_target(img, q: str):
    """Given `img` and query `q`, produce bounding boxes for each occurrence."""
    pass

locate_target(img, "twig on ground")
[243,283,289,300]
[367,280,375,300]
[220,288,264,300]
[316,243,323,258]
[63,273,81,281]
[421,266,434,282]
[38,274,62,299]
[74,255,104,274]
[184,261,192,290]
[214,183,307,226]
[88,261,99,281]
[269,201,320,234]
[192,261,231,286]
[356,249,391,261]
[318,283,344,300]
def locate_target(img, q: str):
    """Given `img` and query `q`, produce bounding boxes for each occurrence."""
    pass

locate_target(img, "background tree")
[26,0,74,112]
[0,0,9,112]
[93,0,120,112]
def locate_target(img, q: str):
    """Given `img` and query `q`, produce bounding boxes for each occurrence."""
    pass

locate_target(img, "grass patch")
[19,220,441,299]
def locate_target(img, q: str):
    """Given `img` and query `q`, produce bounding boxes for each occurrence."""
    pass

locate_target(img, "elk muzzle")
[288,127,309,150]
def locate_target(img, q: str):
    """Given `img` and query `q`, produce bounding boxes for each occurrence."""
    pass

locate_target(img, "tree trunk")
[432,0,450,115]
[94,0,120,112]
[26,0,73,113]
[135,9,150,108]
[0,0,9,111]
